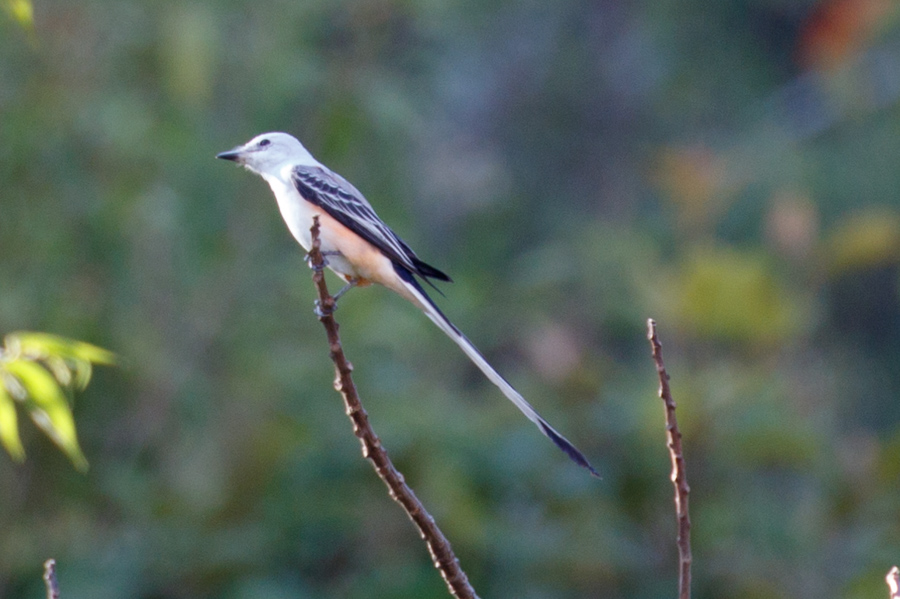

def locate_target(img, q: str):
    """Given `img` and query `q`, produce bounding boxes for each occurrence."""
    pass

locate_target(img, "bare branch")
[43,559,59,599]
[888,566,900,599]
[307,216,480,599]
[647,319,692,599]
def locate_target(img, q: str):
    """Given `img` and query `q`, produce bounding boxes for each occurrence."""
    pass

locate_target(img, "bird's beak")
[216,145,245,162]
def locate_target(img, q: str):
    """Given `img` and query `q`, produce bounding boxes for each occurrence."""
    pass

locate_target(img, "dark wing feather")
[292,165,451,283]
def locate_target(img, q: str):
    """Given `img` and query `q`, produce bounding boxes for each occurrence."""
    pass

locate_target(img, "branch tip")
[888,566,900,598]
[647,320,692,599]
[43,559,60,599]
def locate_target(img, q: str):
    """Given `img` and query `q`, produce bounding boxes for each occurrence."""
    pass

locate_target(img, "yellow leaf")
[4,0,33,31]
[12,332,116,365]
[0,384,25,463]
[4,360,88,471]
[8,332,115,391]
[68,340,116,366]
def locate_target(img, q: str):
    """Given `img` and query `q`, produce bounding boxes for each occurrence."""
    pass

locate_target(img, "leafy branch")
[0,331,114,471]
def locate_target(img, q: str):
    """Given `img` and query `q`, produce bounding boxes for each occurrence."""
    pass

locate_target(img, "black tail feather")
[412,257,452,282]
[538,421,601,478]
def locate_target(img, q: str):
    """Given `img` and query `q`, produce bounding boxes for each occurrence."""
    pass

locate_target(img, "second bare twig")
[43,559,59,599]
[648,319,692,599]
[307,216,479,599]
[888,566,900,598]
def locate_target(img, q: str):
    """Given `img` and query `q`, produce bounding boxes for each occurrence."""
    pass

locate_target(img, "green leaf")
[8,331,115,390]
[11,332,116,365]
[0,383,25,463]
[4,360,88,471]
[0,332,113,469]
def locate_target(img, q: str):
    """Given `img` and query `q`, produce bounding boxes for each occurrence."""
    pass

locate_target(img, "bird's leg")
[332,279,358,303]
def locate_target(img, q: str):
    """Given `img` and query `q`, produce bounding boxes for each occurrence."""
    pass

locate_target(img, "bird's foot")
[305,250,342,271]
[314,298,336,318]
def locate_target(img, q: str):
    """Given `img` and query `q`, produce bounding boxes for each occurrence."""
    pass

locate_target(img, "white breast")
[261,168,360,279]
[263,172,314,249]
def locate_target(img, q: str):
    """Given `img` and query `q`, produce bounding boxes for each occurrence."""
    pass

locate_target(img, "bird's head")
[217,132,317,175]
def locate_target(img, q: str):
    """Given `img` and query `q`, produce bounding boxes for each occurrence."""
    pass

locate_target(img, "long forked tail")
[394,266,599,477]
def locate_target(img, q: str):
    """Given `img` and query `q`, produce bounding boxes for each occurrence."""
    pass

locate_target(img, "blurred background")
[3,0,900,597]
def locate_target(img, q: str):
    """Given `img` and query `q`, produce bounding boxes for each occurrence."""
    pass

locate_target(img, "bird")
[217,132,597,476]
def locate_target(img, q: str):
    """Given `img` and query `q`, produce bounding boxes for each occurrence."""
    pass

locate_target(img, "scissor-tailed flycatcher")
[217,132,597,476]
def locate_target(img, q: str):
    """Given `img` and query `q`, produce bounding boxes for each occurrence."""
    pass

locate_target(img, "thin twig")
[888,566,900,598]
[307,216,480,599]
[647,319,692,599]
[43,559,59,599]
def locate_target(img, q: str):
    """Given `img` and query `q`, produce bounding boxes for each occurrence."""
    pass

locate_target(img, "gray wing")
[291,165,450,282]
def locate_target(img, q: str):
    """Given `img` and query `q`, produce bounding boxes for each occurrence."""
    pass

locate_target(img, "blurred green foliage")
[0,332,113,470]
[3,0,900,598]
[2,0,32,32]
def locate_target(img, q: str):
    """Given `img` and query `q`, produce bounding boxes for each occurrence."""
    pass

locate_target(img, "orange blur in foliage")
[798,0,893,68]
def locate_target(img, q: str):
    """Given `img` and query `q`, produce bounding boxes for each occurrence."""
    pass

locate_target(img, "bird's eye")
[258,139,271,148]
